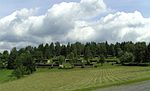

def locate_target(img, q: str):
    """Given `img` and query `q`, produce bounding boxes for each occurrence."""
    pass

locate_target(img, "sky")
[0,0,150,51]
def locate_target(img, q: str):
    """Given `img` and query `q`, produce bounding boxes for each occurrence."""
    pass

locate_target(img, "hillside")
[0,65,150,91]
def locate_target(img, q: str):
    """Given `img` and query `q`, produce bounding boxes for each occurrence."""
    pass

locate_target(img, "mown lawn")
[0,65,150,91]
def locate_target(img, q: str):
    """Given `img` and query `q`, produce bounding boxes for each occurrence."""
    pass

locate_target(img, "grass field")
[0,69,15,84]
[0,65,150,91]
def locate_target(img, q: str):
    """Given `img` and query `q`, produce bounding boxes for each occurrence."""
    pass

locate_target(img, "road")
[93,80,150,91]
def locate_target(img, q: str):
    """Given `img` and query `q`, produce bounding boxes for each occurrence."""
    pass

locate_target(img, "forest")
[0,41,150,78]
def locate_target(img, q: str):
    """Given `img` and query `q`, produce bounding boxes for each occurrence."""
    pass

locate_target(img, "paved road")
[94,80,150,91]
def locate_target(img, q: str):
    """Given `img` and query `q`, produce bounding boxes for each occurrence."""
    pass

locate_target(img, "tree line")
[0,41,150,78]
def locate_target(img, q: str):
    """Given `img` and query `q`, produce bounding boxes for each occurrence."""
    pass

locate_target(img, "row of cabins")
[35,55,118,68]
[35,59,98,68]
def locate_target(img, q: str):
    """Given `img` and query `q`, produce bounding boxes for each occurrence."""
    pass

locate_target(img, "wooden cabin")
[90,59,98,64]
[84,63,93,68]
[52,59,59,68]
[72,59,84,68]
[73,63,84,68]
[35,59,48,64]
[65,59,72,63]
[35,63,52,68]
[43,59,48,64]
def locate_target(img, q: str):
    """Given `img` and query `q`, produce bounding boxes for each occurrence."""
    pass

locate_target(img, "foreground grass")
[0,65,150,91]
[0,69,15,84]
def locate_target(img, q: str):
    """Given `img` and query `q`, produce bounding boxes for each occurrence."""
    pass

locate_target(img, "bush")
[12,66,25,79]
[81,63,85,68]
[0,61,4,69]
[13,52,36,78]
[57,56,65,65]
[119,52,134,65]
[93,63,102,68]
[98,54,105,66]
[59,63,73,69]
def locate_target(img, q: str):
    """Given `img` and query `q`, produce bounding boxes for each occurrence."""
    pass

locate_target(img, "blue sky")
[105,0,150,17]
[0,0,149,18]
[0,0,80,18]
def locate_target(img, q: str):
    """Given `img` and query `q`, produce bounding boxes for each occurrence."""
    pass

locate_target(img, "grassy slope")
[0,65,150,91]
[0,69,15,84]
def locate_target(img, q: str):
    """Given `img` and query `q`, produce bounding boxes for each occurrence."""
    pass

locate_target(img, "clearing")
[0,65,150,91]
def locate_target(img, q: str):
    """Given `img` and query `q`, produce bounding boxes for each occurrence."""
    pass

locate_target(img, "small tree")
[12,65,25,78]
[117,48,124,58]
[1,50,9,68]
[119,52,134,65]
[0,60,4,69]
[99,54,105,66]
[58,56,65,65]
[13,52,35,78]
[7,47,18,69]
[84,45,92,64]
[67,52,74,59]
[22,53,36,74]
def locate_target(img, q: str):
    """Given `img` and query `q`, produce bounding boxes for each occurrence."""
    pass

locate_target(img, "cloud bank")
[0,0,150,51]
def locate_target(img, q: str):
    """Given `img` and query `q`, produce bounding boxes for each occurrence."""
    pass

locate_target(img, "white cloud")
[0,0,150,51]
[48,0,107,19]
[67,21,96,41]
[94,11,150,42]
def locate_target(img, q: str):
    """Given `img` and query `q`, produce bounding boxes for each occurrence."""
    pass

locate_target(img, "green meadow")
[0,64,150,91]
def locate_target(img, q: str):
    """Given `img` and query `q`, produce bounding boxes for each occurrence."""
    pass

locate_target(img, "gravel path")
[93,80,150,91]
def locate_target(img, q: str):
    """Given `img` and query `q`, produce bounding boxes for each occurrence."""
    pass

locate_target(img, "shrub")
[98,54,105,66]
[119,52,134,65]
[57,56,65,65]
[12,65,25,78]
[59,63,73,69]
[12,52,36,78]
[93,63,103,68]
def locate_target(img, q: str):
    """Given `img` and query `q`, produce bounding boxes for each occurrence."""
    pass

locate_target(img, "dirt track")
[94,80,150,91]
